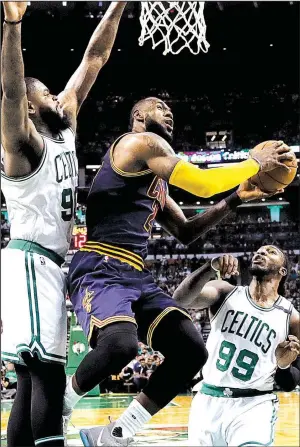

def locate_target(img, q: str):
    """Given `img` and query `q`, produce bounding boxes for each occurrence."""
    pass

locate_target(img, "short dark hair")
[129,97,159,128]
[24,77,40,96]
[129,98,148,128]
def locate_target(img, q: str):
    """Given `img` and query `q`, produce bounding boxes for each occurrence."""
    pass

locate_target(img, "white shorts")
[188,390,279,446]
[1,248,67,365]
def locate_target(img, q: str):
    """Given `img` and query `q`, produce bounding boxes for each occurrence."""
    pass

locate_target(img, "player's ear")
[279,266,287,277]
[28,101,36,116]
[133,109,145,123]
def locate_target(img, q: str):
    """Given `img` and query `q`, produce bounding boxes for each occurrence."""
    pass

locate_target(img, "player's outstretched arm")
[115,133,293,198]
[173,255,238,309]
[1,2,43,175]
[156,180,275,245]
[58,2,127,128]
[156,193,238,245]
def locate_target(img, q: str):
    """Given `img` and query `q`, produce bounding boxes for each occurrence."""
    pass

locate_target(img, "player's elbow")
[85,51,110,68]
[173,288,195,308]
[3,85,27,101]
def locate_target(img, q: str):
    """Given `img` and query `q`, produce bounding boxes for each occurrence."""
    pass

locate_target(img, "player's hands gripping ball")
[250,140,293,173]
[211,255,239,279]
[276,335,300,369]
[2,1,28,22]
[237,180,284,202]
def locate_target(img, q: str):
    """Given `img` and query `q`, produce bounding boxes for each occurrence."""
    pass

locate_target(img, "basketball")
[250,141,297,193]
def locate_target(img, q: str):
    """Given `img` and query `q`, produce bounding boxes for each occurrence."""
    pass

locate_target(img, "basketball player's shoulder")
[118,132,169,149]
[278,294,294,311]
[62,127,76,146]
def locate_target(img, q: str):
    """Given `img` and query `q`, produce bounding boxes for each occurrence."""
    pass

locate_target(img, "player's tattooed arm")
[173,255,238,309]
[114,132,277,197]
[58,2,127,128]
[112,132,179,175]
[1,2,43,176]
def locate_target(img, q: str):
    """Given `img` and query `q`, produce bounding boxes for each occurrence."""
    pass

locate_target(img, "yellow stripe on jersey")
[81,241,144,271]
[147,307,192,348]
[88,315,137,342]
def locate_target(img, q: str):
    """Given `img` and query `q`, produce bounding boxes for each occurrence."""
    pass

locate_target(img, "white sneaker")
[80,422,134,447]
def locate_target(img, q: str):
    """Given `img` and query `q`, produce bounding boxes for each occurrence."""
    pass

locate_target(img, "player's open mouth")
[165,119,173,130]
[252,256,265,264]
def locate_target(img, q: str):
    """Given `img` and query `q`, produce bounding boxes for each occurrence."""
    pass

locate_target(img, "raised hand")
[250,141,294,173]
[211,255,239,279]
[237,180,284,202]
[3,1,27,22]
[275,335,300,369]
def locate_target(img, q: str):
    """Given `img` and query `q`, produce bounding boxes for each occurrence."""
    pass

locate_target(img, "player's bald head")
[25,77,42,98]
[129,97,161,128]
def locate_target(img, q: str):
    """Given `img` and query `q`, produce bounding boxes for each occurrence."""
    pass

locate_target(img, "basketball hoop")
[139,2,210,55]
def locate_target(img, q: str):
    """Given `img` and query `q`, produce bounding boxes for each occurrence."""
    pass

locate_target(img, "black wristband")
[4,19,22,25]
[275,363,300,392]
[224,191,243,210]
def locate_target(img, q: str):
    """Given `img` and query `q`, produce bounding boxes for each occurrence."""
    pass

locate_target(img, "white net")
[139,1,210,56]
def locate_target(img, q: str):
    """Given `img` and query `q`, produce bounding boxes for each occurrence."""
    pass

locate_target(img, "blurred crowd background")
[1,1,299,398]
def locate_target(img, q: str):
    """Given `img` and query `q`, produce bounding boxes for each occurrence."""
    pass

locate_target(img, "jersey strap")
[7,239,65,267]
[201,382,273,398]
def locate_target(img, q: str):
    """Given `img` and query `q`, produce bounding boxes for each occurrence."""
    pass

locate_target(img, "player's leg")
[188,391,227,446]
[64,254,141,414]
[6,363,34,447]
[226,396,279,447]
[111,311,207,439]
[80,312,207,446]
[25,353,66,447]
[66,322,138,397]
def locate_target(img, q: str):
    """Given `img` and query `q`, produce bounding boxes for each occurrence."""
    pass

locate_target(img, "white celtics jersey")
[202,286,293,391]
[1,128,78,259]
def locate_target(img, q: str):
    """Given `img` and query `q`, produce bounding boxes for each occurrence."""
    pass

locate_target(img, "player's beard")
[145,118,173,143]
[249,264,279,279]
[40,108,70,134]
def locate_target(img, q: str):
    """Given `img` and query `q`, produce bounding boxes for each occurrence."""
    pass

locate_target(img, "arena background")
[1,1,299,446]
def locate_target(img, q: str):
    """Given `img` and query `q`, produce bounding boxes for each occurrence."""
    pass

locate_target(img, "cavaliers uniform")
[68,133,190,347]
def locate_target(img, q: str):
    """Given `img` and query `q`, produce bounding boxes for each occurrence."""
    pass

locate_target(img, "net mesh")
[139,1,210,55]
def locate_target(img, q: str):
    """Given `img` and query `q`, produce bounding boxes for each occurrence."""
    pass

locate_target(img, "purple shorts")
[68,250,190,347]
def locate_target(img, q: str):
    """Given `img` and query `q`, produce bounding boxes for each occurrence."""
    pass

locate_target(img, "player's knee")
[95,322,138,373]
[111,333,138,367]
[183,333,208,373]
[176,318,208,372]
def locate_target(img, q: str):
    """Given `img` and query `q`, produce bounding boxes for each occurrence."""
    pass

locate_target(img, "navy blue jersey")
[86,133,168,260]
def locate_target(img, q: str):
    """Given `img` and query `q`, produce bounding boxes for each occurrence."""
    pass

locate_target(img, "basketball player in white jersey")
[1,2,127,446]
[174,246,300,446]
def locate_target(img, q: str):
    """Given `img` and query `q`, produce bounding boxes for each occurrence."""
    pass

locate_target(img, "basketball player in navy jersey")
[63,96,293,445]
